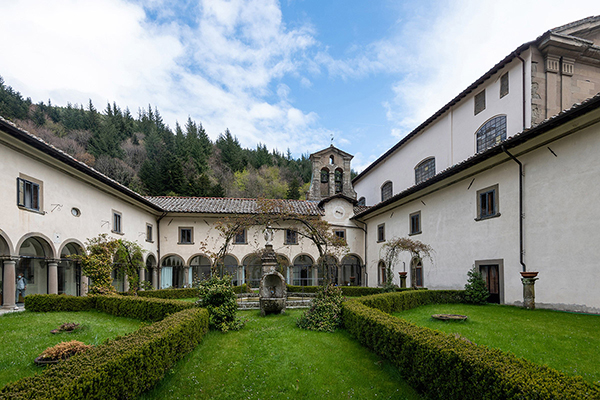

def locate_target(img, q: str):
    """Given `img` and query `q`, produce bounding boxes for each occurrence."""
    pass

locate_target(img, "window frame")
[377,223,385,243]
[146,223,154,243]
[500,72,509,98]
[333,229,346,244]
[178,227,194,244]
[16,175,43,213]
[233,228,247,245]
[112,210,123,234]
[476,115,507,153]
[357,197,366,206]
[476,184,500,220]
[409,211,421,235]
[474,90,486,115]
[381,181,393,202]
[414,157,435,185]
[285,229,298,245]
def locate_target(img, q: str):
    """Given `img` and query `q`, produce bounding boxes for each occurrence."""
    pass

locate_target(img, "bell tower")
[308,145,357,201]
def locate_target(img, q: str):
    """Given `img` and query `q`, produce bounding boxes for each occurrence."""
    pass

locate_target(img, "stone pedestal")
[520,271,539,310]
[398,272,407,288]
[259,244,286,316]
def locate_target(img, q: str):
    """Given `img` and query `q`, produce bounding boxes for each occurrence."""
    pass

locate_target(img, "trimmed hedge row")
[342,291,600,400]
[120,288,199,299]
[286,284,415,297]
[25,294,95,312]
[25,294,195,321]
[0,307,209,400]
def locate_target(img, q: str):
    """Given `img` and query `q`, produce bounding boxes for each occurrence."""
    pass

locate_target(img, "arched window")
[329,155,335,164]
[59,243,83,296]
[414,157,435,185]
[357,197,366,206]
[190,255,211,284]
[381,181,393,202]
[335,169,343,193]
[320,168,329,183]
[411,258,423,288]
[341,255,361,286]
[476,115,506,153]
[161,255,184,289]
[320,168,330,197]
[219,255,239,285]
[378,261,386,285]
[243,255,262,289]
[293,255,313,286]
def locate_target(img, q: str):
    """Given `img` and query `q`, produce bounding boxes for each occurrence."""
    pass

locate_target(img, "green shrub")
[287,284,411,297]
[341,291,600,400]
[1,308,209,400]
[94,295,195,321]
[232,283,251,294]
[297,284,344,332]
[25,294,95,312]
[463,267,490,305]
[198,275,243,332]
[122,287,199,299]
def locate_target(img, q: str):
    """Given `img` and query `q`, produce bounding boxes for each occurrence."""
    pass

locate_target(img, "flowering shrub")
[197,275,244,332]
[297,284,344,332]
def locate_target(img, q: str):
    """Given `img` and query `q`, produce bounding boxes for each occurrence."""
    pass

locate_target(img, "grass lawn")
[0,310,146,388]
[141,309,423,400]
[394,304,600,384]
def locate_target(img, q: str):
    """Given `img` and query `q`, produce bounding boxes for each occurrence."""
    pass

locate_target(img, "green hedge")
[25,294,95,312]
[286,284,414,297]
[119,288,199,299]
[342,291,600,400]
[0,307,209,400]
[94,295,196,321]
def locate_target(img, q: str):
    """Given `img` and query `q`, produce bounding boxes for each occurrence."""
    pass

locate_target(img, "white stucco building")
[2,16,600,313]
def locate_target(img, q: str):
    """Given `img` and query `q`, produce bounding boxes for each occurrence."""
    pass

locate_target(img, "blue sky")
[1,1,599,171]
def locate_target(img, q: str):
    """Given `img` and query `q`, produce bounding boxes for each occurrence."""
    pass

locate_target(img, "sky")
[1,1,599,172]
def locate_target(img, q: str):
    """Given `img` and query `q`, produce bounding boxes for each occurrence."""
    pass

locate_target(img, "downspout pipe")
[502,146,526,272]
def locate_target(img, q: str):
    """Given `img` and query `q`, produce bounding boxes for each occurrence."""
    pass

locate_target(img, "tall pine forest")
[0,76,327,200]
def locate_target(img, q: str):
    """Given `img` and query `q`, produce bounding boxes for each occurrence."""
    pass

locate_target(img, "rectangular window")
[285,229,298,245]
[179,227,193,244]
[17,177,41,211]
[474,90,486,115]
[146,224,153,242]
[234,229,246,244]
[112,211,122,233]
[377,223,385,242]
[476,185,500,220]
[409,211,421,235]
[500,72,509,98]
[334,229,346,244]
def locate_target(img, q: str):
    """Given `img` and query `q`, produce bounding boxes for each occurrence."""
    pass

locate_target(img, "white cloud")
[380,0,600,138]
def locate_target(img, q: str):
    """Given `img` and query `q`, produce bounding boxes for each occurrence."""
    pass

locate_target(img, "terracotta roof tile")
[145,196,323,215]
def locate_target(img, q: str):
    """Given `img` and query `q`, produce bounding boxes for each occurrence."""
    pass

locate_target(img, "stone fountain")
[259,226,287,316]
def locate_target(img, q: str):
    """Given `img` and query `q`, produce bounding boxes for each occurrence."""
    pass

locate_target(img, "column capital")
[46,259,61,265]
[0,256,19,263]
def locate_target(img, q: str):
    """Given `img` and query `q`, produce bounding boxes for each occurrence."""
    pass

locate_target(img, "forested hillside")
[0,76,324,199]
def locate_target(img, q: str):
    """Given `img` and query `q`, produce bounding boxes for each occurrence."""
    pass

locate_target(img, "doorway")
[479,264,500,303]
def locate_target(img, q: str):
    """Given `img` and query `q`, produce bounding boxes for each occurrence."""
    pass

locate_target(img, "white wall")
[355,57,526,206]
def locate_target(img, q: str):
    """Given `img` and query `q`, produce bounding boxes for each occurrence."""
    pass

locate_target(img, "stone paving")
[0,303,25,315]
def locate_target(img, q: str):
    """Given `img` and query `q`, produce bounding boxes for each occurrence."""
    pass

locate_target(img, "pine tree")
[464,267,490,304]
[286,177,301,199]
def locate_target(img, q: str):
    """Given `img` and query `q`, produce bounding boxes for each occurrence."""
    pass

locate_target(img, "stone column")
[80,274,88,296]
[123,274,130,292]
[2,258,17,309]
[521,272,539,310]
[183,266,190,287]
[47,259,58,295]
[152,267,159,290]
[139,266,145,290]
